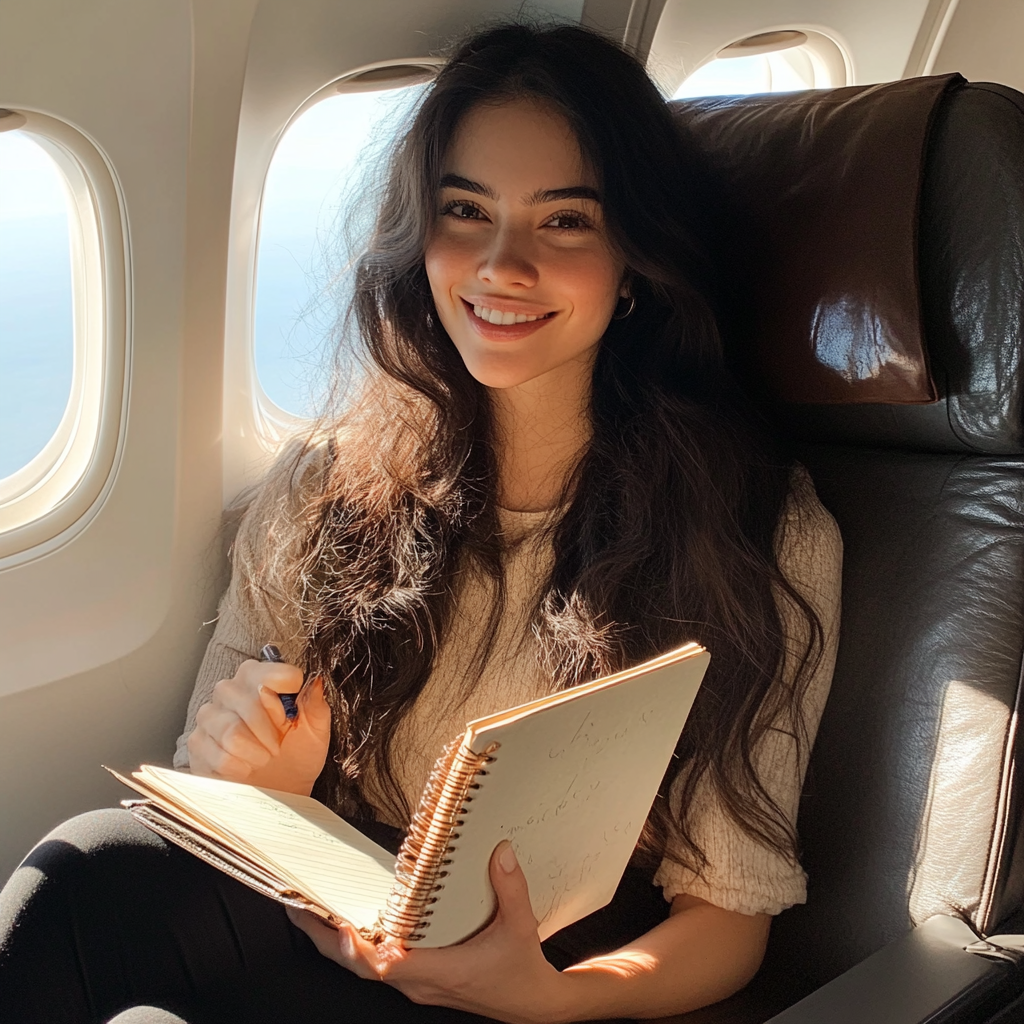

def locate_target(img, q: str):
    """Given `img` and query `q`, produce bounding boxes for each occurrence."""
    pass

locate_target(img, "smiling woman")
[425,98,628,513]
[0,21,840,1024]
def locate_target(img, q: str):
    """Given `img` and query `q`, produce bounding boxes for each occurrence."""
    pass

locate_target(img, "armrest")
[766,915,1024,1024]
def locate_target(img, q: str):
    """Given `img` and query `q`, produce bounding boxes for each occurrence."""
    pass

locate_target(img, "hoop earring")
[612,295,636,320]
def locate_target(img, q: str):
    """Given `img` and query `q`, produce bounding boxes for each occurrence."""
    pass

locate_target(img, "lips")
[460,298,556,341]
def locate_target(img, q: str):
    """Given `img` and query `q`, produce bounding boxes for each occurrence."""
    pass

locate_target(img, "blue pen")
[259,643,301,721]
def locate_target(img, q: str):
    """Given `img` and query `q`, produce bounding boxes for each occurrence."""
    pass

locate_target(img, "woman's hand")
[289,839,771,1022]
[288,842,574,1024]
[187,658,331,796]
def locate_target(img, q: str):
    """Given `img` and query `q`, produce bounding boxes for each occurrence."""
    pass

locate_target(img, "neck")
[489,355,594,513]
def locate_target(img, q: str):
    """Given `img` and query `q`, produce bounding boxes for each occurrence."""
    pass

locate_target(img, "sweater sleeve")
[653,467,843,915]
[172,441,327,769]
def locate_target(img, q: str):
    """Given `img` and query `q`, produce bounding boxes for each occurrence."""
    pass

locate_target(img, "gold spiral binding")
[374,737,499,943]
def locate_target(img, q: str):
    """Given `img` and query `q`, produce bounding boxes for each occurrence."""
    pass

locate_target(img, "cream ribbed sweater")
[174,452,841,917]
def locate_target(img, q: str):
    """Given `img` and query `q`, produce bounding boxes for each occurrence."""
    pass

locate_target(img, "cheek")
[424,235,471,308]
[558,251,623,319]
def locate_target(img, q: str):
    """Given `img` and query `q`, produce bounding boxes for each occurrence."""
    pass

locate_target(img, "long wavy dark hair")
[276,22,824,876]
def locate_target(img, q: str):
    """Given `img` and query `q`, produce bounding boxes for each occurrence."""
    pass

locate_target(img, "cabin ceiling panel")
[649,0,935,91]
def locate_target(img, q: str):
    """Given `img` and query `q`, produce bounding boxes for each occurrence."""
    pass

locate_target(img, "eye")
[545,210,594,233]
[440,199,487,221]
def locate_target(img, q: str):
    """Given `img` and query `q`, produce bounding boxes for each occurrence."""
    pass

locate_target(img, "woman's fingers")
[285,847,558,1021]
[219,661,302,749]
[293,676,333,739]
[246,658,304,700]
[188,658,328,795]
[220,682,281,755]
[186,720,256,779]
[194,702,273,766]
[339,925,391,980]
[285,910,383,981]
[488,841,538,937]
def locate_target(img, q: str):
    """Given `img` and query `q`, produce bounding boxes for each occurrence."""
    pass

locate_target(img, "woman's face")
[424,99,625,391]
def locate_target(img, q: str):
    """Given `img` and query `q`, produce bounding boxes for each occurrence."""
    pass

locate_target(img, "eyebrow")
[438,174,601,205]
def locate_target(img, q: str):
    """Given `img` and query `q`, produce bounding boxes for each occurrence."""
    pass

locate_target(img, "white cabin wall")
[0,0,200,882]
[930,0,1024,92]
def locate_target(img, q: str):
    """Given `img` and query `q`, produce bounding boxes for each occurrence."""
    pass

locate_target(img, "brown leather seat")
[652,76,1024,1023]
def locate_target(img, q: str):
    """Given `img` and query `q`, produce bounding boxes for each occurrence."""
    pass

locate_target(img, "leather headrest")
[673,77,1024,454]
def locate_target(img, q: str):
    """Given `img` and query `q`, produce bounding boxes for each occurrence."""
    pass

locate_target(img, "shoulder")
[780,464,839,543]
[776,464,842,596]
[772,465,842,676]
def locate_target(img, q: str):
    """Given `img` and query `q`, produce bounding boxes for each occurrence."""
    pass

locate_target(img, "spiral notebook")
[108,642,708,948]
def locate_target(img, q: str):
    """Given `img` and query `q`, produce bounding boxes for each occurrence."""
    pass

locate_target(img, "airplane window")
[254,84,428,418]
[0,109,125,553]
[674,45,834,99]
[0,128,74,480]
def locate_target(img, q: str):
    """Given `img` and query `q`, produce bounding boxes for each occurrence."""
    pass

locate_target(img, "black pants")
[0,809,668,1023]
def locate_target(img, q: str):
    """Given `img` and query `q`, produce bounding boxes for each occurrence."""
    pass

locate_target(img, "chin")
[469,370,539,390]
[458,354,546,391]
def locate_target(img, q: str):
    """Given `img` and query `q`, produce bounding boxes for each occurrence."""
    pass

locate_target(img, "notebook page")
[138,767,396,930]
[110,767,263,858]
[418,646,709,947]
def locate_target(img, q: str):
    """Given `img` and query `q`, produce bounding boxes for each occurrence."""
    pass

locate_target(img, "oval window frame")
[670,28,852,97]
[0,110,128,565]
[247,58,442,445]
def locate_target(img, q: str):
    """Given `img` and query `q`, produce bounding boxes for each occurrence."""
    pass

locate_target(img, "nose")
[477,224,539,290]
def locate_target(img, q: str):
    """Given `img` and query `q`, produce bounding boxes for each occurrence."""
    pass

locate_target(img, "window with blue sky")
[254,84,427,417]
[0,129,74,480]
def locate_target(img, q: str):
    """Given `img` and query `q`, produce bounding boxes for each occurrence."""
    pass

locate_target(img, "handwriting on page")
[492,703,660,927]
[530,816,637,926]
[546,705,655,762]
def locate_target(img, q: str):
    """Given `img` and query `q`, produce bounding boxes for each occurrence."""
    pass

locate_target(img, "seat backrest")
[671,76,1024,1008]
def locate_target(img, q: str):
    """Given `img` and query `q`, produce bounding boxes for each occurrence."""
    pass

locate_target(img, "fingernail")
[499,841,518,873]
[339,926,355,958]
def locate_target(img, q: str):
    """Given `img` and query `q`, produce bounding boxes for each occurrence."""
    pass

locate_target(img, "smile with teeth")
[471,304,553,325]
